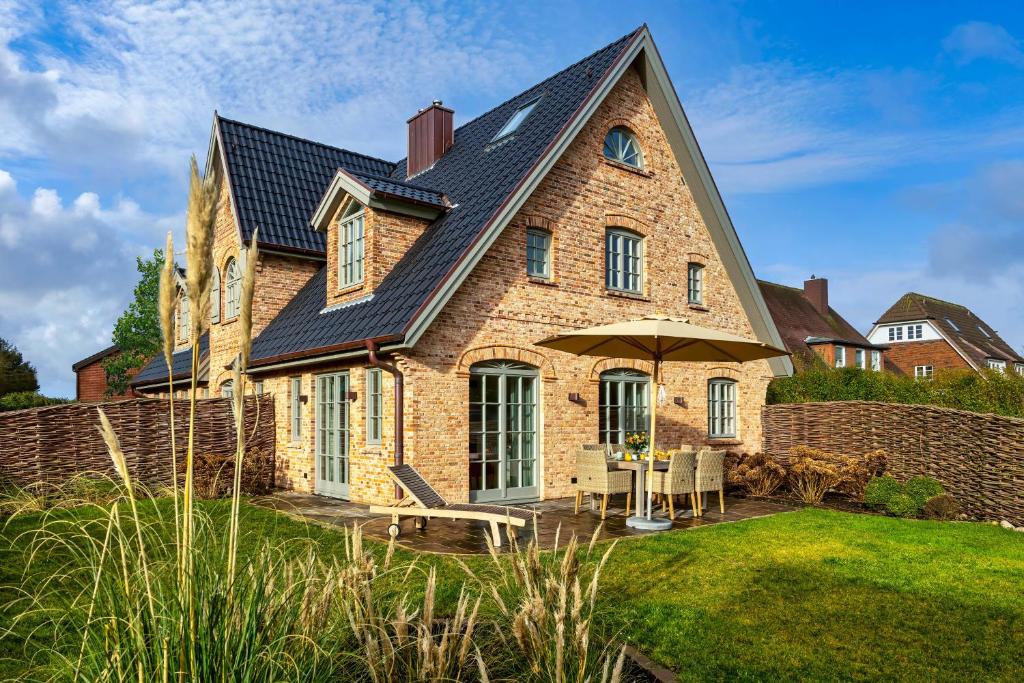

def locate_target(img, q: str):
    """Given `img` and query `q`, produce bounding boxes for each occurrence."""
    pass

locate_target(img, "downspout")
[366,340,404,500]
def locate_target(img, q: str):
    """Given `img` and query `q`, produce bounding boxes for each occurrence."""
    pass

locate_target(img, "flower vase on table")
[624,431,650,462]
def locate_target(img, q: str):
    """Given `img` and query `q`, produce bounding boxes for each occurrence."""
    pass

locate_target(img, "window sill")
[528,276,557,287]
[606,289,649,302]
[688,303,709,312]
[707,438,742,446]
[601,156,653,177]
[336,283,365,296]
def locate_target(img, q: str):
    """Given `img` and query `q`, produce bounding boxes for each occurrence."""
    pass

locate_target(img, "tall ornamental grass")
[3,159,632,682]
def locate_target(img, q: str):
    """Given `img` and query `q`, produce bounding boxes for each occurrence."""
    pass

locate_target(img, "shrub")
[886,492,919,518]
[766,366,1024,418]
[787,447,845,505]
[835,449,889,499]
[728,452,787,497]
[864,475,903,508]
[905,476,945,508]
[0,391,69,411]
[922,494,961,521]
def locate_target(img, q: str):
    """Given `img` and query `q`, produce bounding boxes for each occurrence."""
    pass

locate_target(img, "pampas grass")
[184,155,218,345]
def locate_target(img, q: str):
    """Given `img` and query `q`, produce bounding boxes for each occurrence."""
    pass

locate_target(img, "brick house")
[867,293,1024,378]
[131,26,791,505]
[758,277,886,372]
[72,345,143,401]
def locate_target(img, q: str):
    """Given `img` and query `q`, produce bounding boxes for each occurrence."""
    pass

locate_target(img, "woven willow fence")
[763,401,1024,523]
[0,395,275,493]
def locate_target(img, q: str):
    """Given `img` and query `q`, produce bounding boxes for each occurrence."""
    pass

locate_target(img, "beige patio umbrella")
[536,314,789,530]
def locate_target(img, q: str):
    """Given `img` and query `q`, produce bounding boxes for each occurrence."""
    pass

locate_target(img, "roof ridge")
[903,291,969,311]
[216,114,397,169]
[757,278,803,292]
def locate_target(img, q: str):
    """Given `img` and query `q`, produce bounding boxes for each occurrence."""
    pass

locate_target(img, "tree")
[104,249,165,395]
[0,338,39,396]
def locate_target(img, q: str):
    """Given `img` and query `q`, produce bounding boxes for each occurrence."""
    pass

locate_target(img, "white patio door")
[469,361,539,503]
[315,372,349,499]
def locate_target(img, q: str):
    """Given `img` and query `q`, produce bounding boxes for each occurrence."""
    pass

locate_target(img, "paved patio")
[253,491,795,554]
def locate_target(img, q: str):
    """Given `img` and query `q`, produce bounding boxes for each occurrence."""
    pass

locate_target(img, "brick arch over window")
[456,345,557,381]
[602,212,649,237]
[588,358,654,383]
[522,214,556,232]
[600,117,655,162]
[704,366,741,382]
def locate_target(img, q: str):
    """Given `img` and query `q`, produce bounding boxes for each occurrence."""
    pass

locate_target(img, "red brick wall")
[885,339,972,376]
[75,352,142,402]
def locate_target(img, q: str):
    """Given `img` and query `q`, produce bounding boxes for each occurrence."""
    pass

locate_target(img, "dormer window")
[603,127,643,168]
[339,203,365,288]
[492,98,540,142]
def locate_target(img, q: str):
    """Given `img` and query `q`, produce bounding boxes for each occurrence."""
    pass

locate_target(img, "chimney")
[407,100,454,178]
[803,276,829,316]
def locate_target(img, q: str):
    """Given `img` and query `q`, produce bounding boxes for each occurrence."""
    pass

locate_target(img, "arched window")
[220,379,234,399]
[599,369,649,445]
[211,266,221,323]
[224,258,241,319]
[178,292,190,340]
[603,127,643,168]
[707,379,737,438]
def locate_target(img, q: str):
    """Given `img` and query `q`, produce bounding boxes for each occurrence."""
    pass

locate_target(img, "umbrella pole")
[647,357,659,519]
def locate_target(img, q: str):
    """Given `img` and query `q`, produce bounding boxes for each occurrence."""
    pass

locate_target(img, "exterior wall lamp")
[673,396,686,407]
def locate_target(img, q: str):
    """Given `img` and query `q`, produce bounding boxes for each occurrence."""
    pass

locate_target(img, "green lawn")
[2,502,1022,681]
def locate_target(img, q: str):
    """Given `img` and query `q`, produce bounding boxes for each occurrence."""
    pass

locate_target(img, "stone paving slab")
[253,491,796,555]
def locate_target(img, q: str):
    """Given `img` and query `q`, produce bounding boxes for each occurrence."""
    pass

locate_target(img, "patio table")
[608,458,669,518]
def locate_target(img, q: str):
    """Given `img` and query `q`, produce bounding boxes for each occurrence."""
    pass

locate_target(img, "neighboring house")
[867,293,1024,378]
[72,345,143,401]
[758,277,886,372]
[131,26,791,505]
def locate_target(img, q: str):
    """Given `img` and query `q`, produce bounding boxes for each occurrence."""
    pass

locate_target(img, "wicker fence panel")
[0,396,275,492]
[763,401,1024,524]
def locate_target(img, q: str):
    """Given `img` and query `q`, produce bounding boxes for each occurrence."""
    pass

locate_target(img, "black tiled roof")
[348,170,448,209]
[131,334,209,386]
[218,117,396,253]
[249,28,641,364]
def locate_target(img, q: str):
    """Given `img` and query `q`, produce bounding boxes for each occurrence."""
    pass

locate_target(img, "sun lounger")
[368,464,536,546]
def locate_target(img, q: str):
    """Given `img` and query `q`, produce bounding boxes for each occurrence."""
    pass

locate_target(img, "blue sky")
[1,0,1023,396]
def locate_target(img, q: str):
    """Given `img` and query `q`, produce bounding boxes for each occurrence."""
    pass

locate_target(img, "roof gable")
[214,116,396,254]
[876,292,1023,367]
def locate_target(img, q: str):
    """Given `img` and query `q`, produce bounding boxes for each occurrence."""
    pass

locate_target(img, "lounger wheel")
[415,517,428,530]
[387,523,401,539]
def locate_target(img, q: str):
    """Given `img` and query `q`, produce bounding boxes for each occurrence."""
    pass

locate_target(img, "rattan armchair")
[574,449,632,519]
[694,448,727,516]
[651,449,697,519]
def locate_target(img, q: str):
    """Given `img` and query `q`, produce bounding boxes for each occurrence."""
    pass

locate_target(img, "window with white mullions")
[687,263,704,305]
[290,376,302,442]
[526,229,551,279]
[599,369,650,445]
[708,379,737,438]
[603,127,643,168]
[366,368,383,444]
[225,258,241,319]
[605,229,642,293]
[339,206,365,287]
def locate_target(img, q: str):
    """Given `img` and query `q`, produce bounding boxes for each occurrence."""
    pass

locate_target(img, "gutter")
[366,340,404,500]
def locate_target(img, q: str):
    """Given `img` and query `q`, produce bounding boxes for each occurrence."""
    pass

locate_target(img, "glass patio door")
[315,372,349,499]
[599,369,650,445]
[469,361,539,503]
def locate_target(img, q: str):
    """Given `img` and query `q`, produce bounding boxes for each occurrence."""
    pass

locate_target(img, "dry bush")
[835,449,889,499]
[922,494,961,521]
[727,452,787,497]
[787,446,846,505]
[191,447,274,499]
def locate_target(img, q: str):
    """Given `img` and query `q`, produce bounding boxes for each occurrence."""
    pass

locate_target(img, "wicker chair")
[574,449,632,519]
[694,448,727,516]
[651,449,697,519]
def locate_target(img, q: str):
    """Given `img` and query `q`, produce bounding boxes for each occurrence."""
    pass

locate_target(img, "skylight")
[978,325,991,339]
[944,317,960,332]
[491,98,540,142]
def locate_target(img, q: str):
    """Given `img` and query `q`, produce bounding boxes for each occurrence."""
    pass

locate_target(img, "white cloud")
[0,169,177,397]
[943,21,1024,67]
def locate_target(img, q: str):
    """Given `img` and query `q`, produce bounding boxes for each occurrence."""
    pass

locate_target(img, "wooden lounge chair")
[368,464,536,547]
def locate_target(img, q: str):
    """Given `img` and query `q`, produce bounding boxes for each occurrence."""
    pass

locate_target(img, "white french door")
[315,372,349,499]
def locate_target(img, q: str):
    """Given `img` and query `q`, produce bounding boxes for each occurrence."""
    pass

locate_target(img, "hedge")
[0,391,70,412]
[766,367,1024,418]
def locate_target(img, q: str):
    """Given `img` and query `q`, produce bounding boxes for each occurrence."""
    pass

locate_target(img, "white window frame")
[603,127,644,169]
[986,359,1006,373]
[978,325,992,339]
[290,376,302,443]
[707,379,737,439]
[366,368,383,445]
[492,98,540,142]
[178,293,190,340]
[526,228,551,279]
[225,258,241,319]
[907,324,923,340]
[855,348,865,369]
[254,380,264,396]
[1015,363,1024,376]
[871,350,881,372]
[915,365,933,379]
[945,317,960,332]
[888,326,903,342]
[339,208,365,288]
[687,263,704,305]
[834,345,846,368]
[220,380,234,398]
[605,228,643,294]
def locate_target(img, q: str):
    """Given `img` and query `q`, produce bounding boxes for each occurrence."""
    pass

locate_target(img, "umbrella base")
[625,515,673,531]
